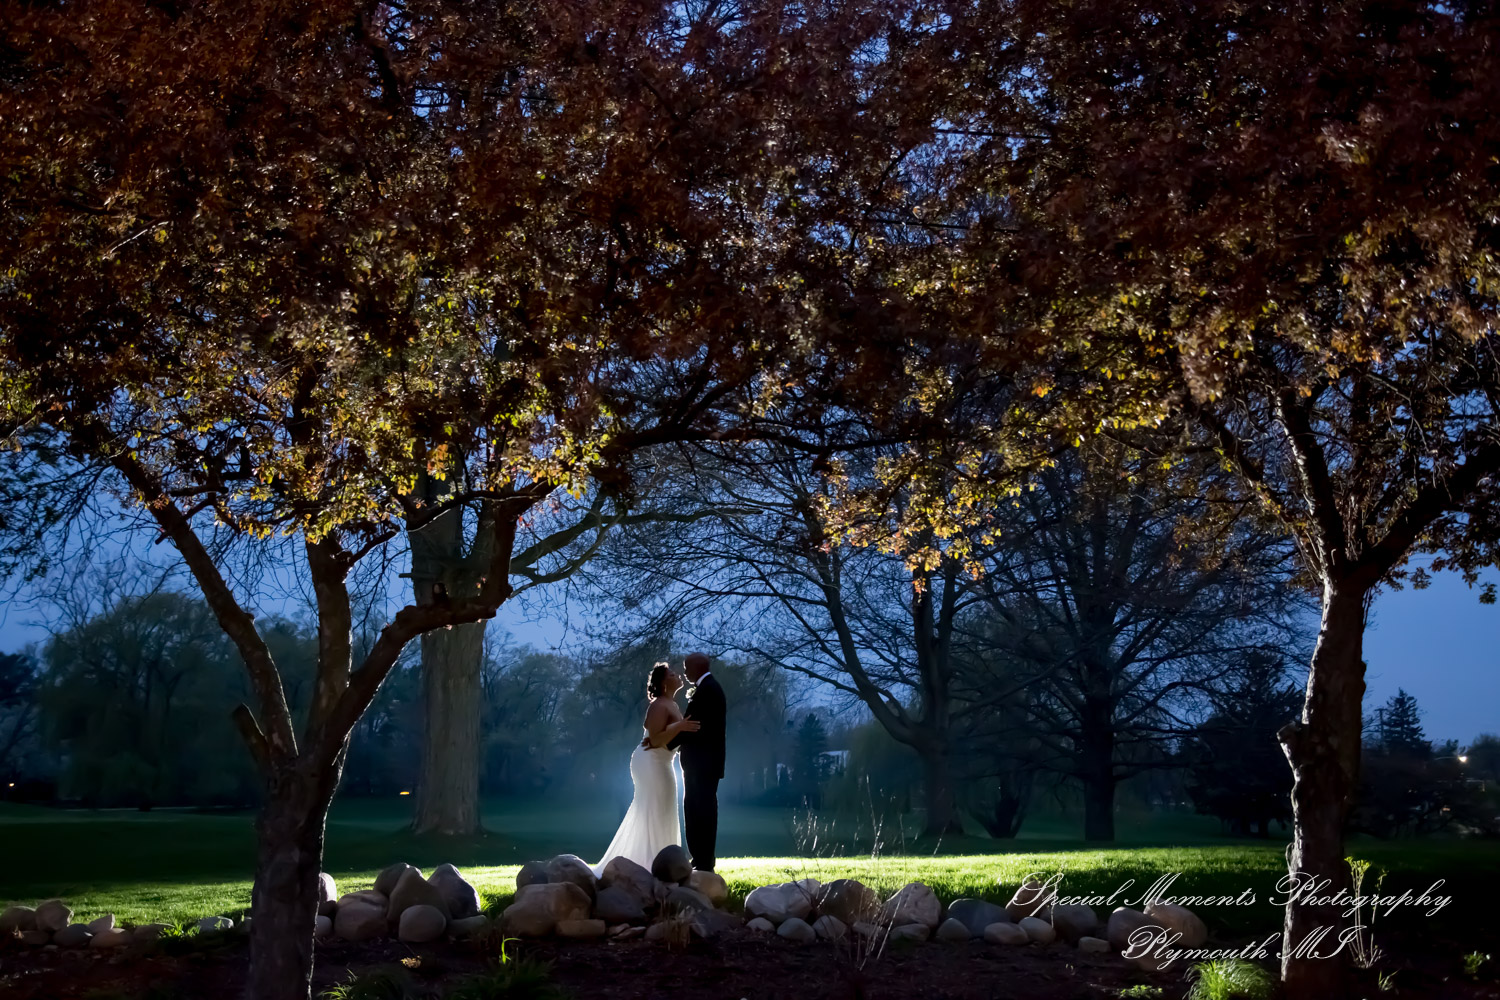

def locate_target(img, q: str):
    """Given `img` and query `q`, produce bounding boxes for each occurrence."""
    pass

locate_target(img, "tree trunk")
[1081,700,1116,841]
[413,620,485,835]
[246,764,339,1000]
[920,749,964,836]
[1279,582,1367,1000]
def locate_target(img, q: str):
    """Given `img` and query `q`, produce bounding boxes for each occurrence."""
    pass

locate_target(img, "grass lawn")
[1,796,1492,951]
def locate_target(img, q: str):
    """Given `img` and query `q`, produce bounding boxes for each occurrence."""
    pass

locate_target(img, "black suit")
[669,673,726,871]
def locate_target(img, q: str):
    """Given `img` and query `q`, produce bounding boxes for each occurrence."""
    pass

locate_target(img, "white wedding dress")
[591,732,684,876]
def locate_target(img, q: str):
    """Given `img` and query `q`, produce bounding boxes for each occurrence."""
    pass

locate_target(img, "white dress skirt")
[591,736,684,876]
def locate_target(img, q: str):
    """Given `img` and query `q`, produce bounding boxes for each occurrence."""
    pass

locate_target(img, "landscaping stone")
[19,930,49,946]
[1019,915,1056,944]
[945,898,1008,937]
[397,904,447,943]
[90,927,132,949]
[851,921,880,939]
[545,854,599,900]
[557,918,608,939]
[87,913,115,934]
[664,886,713,915]
[53,924,92,948]
[776,916,816,943]
[516,860,550,889]
[133,923,170,942]
[429,864,482,919]
[197,916,233,934]
[317,873,338,916]
[889,922,931,943]
[650,845,692,884]
[1144,901,1207,948]
[817,879,881,925]
[0,905,37,933]
[1078,935,1110,953]
[1052,903,1100,944]
[594,885,647,925]
[502,882,591,937]
[984,921,1030,946]
[600,856,657,910]
[35,900,72,933]
[339,890,388,909]
[237,917,253,935]
[689,909,742,939]
[880,883,942,929]
[745,882,814,925]
[314,915,333,937]
[813,915,848,941]
[389,867,450,928]
[687,869,728,906]
[335,898,388,942]
[1005,878,1052,922]
[375,862,418,897]
[746,916,776,933]
[612,925,646,941]
[935,917,971,942]
[448,915,490,939]
[1106,907,1155,952]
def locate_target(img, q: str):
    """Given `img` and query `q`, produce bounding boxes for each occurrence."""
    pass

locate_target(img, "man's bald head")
[684,652,710,681]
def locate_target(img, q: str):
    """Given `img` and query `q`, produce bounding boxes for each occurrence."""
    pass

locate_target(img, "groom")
[668,652,725,872]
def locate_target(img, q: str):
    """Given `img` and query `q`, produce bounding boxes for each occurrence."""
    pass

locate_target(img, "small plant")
[1185,958,1276,1000]
[480,891,513,922]
[319,966,420,1000]
[1377,970,1397,992]
[444,957,571,1000]
[1117,987,1164,1000]
[1345,857,1386,970]
[1464,951,1491,978]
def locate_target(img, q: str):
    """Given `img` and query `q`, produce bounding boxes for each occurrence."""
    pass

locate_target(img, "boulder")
[339,889,389,908]
[315,915,333,937]
[389,867,450,928]
[375,863,419,897]
[335,898,388,941]
[651,845,693,884]
[1144,901,1207,948]
[398,904,448,943]
[517,860,551,889]
[0,905,37,933]
[317,873,338,911]
[502,882,591,937]
[889,923,930,943]
[429,864,482,919]
[1052,903,1100,944]
[613,924,646,941]
[813,915,848,941]
[984,921,1030,946]
[19,930,49,946]
[776,916,816,943]
[664,886,713,916]
[53,924,93,947]
[880,883,941,930]
[544,855,599,901]
[133,923,170,943]
[594,885,647,925]
[745,882,814,925]
[35,900,72,933]
[935,917,971,942]
[687,870,728,906]
[689,909,742,939]
[198,916,233,934]
[1106,907,1155,952]
[1018,915,1056,944]
[557,918,608,939]
[945,898,1008,937]
[87,913,115,934]
[746,916,776,933]
[449,915,490,938]
[817,879,881,925]
[600,856,658,910]
[1005,878,1052,922]
[851,921,880,939]
[1078,935,1111,953]
[90,927,132,949]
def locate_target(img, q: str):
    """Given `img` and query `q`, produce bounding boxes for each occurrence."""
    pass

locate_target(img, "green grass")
[1,796,1494,952]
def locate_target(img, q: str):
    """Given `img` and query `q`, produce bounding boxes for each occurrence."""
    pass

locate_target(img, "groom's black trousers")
[682,767,720,872]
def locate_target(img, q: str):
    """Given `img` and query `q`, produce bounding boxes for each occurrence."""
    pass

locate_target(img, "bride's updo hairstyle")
[647,662,672,698]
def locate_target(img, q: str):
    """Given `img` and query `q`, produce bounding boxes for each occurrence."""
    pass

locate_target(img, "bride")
[591,663,700,876]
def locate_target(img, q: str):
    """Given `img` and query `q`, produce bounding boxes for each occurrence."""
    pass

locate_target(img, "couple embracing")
[591,652,726,876]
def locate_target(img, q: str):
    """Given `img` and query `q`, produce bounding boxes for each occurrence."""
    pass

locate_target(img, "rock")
[1018,915,1056,944]
[0,905,37,933]
[428,864,482,919]
[90,927,132,949]
[545,855,599,901]
[644,920,673,943]
[687,869,728,906]
[746,916,776,933]
[852,921,880,939]
[935,917,971,942]
[1005,878,1052,922]
[664,886,713,915]
[776,916,816,943]
[812,915,848,940]
[237,917,253,935]
[945,898,1008,937]
[984,921,1030,946]
[339,889,389,908]
[880,883,941,930]
[1078,935,1111,953]
[502,882,592,937]
[557,918,607,939]
[35,900,72,933]
[19,930,49,946]
[1106,907,1155,952]
[1144,901,1207,948]
[600,856,658,910]
[398,904,448,943]
[375,862,419,897]
[318,899,338,918]
[317,873,338,910]
[449,915,490,939]
[315,915,333,937]
[817,879,881,925]
[651,845,693,884]
[389,867,450,928]
[889,922,930,943]
[594,886,647,925]
[613,925,646,941]
[1052,903,1100,944]
[87,913,115,934]
[335,898,388,942]
[745,882,818,925]
[689,909,743,939]
[133,923,170,943]
[53,924,92,948]
[198,915,233,934]
[517,860,551,889]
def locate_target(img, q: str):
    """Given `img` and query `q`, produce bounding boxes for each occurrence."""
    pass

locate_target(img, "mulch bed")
[2,928,1497,1000]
